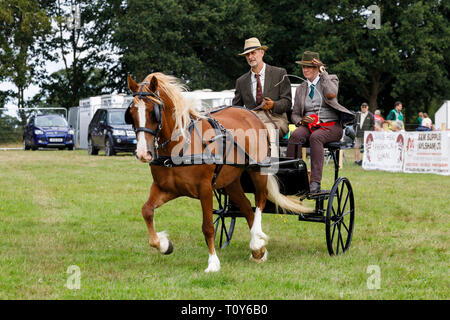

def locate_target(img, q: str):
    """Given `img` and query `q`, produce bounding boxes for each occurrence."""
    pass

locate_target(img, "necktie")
[309,83,315,99]
[255,74,263,105]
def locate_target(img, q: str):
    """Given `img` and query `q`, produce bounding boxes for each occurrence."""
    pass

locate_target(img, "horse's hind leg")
[142,182,177,254]
[199,186,220,273]
[247,171,269,262]
[224,177,268,263]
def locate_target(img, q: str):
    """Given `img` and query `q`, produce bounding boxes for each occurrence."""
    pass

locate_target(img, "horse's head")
[126,74,164,163]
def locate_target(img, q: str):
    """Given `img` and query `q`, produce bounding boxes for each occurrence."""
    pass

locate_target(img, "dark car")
[87,108,136,156]
[23,114,74,150]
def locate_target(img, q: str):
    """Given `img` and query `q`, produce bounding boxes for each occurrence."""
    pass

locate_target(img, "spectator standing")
[387,101,404,123]
[374,109,384,125]
[354,103,374,165]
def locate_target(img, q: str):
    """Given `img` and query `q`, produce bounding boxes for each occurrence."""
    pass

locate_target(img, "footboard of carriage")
[213,148,355,256]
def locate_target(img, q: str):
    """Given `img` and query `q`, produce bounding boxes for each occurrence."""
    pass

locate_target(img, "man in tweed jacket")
[233,38,292,157]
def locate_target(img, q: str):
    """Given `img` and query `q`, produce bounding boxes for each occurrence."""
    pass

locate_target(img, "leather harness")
[125,88,272,187]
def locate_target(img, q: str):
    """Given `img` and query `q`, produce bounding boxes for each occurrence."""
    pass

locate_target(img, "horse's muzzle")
[136,150,153,163]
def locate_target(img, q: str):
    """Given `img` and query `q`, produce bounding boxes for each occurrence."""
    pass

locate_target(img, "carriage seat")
[278,137,344,182]
[278,138,343,150]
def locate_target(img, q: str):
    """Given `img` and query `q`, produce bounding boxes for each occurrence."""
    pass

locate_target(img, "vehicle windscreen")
[35,116,68,127]
[108,110,126,125]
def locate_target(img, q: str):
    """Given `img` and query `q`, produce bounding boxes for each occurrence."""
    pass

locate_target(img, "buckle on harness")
[163,158,173,168]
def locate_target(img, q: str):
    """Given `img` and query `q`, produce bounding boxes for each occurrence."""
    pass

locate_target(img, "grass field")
[0,149,448,300]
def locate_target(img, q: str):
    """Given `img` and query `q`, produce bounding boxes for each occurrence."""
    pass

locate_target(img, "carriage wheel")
[325,177,355,255]
[213,214,236,249]
[213,190,236,249]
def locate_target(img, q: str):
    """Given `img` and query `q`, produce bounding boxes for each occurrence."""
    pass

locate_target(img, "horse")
[126,72,311,272]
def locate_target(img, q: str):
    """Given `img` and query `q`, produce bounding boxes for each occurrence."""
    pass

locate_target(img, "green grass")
[0,149,448,299]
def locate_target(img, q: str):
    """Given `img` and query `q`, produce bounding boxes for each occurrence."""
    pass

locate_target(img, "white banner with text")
[363,131,450,175]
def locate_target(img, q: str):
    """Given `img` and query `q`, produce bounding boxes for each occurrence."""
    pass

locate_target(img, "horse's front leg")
[142,182,177,255]
[199,187,220,273]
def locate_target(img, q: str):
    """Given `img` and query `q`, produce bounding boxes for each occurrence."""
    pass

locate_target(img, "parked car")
[87,108,136,156]
[23,114,74,150]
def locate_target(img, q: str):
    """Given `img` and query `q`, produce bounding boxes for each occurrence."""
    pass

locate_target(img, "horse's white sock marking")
[157,231,170,254]
[204,251,220,273]
[136,101,148,155]
[250,207,268,251]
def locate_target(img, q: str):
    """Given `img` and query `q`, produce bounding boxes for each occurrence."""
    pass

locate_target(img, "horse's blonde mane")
[142,72,203,135]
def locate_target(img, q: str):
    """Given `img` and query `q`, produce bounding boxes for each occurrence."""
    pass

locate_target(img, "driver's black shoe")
[309,181,321,194]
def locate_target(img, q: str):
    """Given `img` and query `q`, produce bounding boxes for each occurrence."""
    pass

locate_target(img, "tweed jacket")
[232,64,292,115]
[291,71,355,126]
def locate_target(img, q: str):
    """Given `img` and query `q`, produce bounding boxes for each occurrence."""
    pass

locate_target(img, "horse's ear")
[149,76,158,92]
[128,74,138,92]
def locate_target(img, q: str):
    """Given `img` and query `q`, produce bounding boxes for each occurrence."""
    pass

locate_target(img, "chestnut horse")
[126,72,311,272]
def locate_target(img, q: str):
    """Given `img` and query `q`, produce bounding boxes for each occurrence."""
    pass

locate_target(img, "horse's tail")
[266,175,314,214]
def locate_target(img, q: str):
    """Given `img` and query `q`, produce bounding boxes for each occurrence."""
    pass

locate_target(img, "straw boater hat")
[238,37,268,56]
[295,51,320,67]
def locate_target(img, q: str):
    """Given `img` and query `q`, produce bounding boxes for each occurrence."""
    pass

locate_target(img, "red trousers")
[287,123,343,184]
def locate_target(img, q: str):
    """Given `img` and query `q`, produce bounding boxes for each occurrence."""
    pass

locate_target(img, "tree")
[36,0,120,110]
[288,0,450,121]
[114,0,263,91]
[252,0,314,79]
[0,0,52,123]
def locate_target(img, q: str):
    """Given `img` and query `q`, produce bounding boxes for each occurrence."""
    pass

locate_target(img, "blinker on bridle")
[125,83,164,137]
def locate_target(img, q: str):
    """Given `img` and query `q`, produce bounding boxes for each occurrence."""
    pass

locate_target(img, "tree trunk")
[369,75,380,111]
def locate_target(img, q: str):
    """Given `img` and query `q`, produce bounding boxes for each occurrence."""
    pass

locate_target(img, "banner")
[362,131,450,175]
[403,131,450,175]
[362,131,405,172]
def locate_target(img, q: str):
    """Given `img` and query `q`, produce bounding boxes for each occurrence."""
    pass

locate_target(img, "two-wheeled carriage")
[213,140,355,256]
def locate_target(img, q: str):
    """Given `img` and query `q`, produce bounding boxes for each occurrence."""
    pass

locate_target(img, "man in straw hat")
[233,37,292,158]
[287,51,354,193]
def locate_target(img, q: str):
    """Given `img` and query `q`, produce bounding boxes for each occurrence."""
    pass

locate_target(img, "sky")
[1,59,66,118]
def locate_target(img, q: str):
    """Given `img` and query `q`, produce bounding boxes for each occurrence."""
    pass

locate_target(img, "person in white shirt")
[233,37,292,158]
[421,113,432,129]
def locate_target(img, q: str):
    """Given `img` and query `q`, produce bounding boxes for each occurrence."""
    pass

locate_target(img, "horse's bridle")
[125,83,164,138]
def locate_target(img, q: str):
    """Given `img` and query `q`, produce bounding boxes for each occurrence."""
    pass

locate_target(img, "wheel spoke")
[342,190,350,214]
[339,182,345,202]
[332,204,338,217]
[341,209,353,218]
[341,220,350,234]
[339,224,345,252]
[336,223,340,254]
[213,216,220,239]
[331,222,337,245]
[223,218,232,242]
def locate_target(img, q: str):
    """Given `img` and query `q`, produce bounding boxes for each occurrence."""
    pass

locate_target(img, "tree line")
[0,0,449,125]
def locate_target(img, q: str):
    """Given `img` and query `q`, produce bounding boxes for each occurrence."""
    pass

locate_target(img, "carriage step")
[298,213,326,223]
[305,190,330,200]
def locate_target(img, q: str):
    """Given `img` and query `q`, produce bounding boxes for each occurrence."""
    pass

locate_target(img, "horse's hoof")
[156,231,173,255]
[250,247,268,263]
[164,240,174,255]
